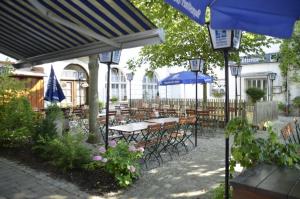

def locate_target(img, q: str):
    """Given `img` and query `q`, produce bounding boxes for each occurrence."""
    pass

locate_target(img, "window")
[143,74,158,99]
[61,64,88,107]
[246,78,267,101]
[106,68,127,101]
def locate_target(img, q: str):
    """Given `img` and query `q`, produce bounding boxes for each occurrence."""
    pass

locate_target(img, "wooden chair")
[135,123,162,168]
[281,122,300,144]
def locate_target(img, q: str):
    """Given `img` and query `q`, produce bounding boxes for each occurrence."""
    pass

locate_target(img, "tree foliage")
[130,0,276,76]
[279,22,300,82]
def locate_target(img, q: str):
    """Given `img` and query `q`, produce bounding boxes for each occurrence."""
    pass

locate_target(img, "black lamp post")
[189,58,204,147]
[230,63,242,117]
[99,50,121,149]
[207,23,242,199]
[126,72,134,109]
[268,72,277,101]
[77,72,84,107]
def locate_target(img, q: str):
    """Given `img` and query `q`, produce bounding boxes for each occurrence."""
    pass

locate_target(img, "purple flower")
[98,146,106,154]
[127,165,136,173]
[108,140,117,148]
[101,158,108,163]
[93,155,102,161]
[128,145,136,152]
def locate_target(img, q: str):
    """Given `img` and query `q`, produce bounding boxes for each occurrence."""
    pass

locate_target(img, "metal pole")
[195,72,198,147]
[235,75,238,117]
[79,79,81,107]
[271,80,273,101]
[129,80,132,108]
[224,49,230,199]
[239,75,242,100]
[105,63,111,150]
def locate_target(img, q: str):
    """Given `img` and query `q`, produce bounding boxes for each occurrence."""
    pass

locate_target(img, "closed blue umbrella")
[160,71,213,86]
[165,0,300,38]
[44,66,65,102]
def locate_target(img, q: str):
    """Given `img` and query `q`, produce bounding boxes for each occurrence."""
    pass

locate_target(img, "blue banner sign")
[164,0,211,24]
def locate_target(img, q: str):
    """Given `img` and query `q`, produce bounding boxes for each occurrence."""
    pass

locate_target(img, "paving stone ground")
[0,117,292,199]
[0,158,93,199]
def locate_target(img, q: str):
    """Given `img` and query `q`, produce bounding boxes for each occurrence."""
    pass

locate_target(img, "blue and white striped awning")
[0,0,164,68]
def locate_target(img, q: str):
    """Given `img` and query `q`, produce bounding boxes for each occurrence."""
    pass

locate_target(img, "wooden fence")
[132,98,247,121]
[131,99,278,127]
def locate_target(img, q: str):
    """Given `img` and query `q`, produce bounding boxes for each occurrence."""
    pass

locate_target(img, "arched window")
[60,64,88,107]
[143,74,158,99]
[107,68,127,101]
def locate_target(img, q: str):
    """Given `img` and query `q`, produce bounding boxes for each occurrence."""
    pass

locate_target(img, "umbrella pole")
[105,63,111,150]
[224,50,230,199]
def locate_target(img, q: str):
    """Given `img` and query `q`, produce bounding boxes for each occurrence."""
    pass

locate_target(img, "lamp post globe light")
[189,58,204,147]
[207,23,242,199]
[230,63,242,116]
[268,72,277,101]
[126,72,134,109]
[99,50,121,149]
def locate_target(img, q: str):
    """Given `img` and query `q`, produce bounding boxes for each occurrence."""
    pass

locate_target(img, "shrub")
[110,96,118,104]
[33,133,91,171]
[92,140,143,187]
[98,100,104,111]
[0,97,38,148]
[293,96,300,108]
[278,102,285,111]
[211,183,232,199]
[34,104,64,141]
[246,87,265,103]
[226,117,300,175]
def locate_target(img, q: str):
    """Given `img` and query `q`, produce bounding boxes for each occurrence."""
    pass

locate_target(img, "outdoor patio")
[0,132,227,199]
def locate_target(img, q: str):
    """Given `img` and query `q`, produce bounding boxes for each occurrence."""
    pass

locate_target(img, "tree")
[279,22,300,82]
[129,0,276,100]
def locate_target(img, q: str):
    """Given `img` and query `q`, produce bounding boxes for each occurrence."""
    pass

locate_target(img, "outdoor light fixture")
[207,23,242,199]
[230,63,242,117]
[189,58,204,147]
[99,50,121,149]
[268,72,277,101]
[126,72,134,109]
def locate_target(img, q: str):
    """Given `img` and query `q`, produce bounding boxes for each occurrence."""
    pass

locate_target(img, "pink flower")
[101,158,108,163]
[137,147,144,153]
[93,155,102,161]
[127,165,136,173]
[128,145,136,152]
[98,146,106,154]
[108,140,117,148]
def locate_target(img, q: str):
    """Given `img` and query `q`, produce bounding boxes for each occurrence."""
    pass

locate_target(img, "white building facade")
[1,45,300,107]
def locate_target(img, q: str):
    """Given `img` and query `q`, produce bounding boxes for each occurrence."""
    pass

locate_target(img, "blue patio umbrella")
[160,71,213,86]
[165,0,300,38]
[44,66,65,102]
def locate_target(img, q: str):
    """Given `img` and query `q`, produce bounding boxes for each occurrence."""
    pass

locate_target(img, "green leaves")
[130,0,275,75]
[226,118,300,175]
[94,141,143,187]
[279,22,300,81]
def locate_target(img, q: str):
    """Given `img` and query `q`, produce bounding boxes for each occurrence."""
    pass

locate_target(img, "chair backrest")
[162,121,177,131]
[281,123,297,144]
[186,109,196,116]
[147,123,161,134]
[186,116,196,125]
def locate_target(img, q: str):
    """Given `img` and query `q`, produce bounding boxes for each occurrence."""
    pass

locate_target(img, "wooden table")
[145,117,179,124]
[231,164,300,199]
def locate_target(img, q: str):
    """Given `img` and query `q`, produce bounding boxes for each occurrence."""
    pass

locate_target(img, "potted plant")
[246,87,265,103]
[110,96,118,104]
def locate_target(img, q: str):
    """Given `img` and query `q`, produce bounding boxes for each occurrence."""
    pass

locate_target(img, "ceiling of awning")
[0,0,164,68]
